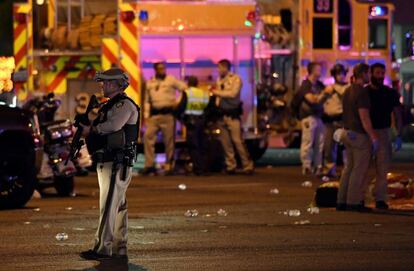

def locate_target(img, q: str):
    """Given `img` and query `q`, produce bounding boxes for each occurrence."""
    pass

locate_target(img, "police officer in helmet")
[79,68,140,261]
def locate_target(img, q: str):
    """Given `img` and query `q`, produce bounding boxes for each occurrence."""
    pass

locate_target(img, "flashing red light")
[121,11,135,23]
[246,11,256,22]
[15,13,27,24]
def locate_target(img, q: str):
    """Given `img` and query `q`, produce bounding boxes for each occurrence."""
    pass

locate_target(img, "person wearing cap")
[322,63,349,177]
[337,63,378,212]
[141,62,187,176]
[79,68,140,260]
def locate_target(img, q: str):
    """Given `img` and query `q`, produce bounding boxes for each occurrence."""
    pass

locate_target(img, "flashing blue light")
[139,10,149,21]
[370,6,388,17]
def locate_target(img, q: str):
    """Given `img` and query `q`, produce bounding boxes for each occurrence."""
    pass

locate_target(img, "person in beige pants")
[79,68,140,260]
[211,59,254,174]
[141,62,187,175]
[337,63,378,212]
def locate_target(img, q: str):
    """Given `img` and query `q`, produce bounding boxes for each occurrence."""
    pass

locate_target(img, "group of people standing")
[140,60,254,176]
[297,61,403,211]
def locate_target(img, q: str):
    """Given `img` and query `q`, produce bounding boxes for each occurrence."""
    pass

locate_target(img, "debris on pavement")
[307,206,320,214]
[130,225,145,230]
[301,181,313,188]
[284,210,301,217]
[178,184,187,190]
[55,233,68,241]
[270,188,280,195]
[73,227,86,231]
[294,220,310,225]
[217,209,228,216]
[184,209,199,217]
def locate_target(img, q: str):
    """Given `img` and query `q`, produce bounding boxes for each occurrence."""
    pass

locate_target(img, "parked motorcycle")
[23,93,91,196]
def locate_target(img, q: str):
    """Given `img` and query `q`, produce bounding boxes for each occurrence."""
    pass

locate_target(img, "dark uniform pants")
[94,162,132,256]
[184,115,207,174]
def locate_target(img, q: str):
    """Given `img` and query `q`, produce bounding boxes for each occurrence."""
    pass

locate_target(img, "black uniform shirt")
[365,84,401,129]
[342,83,370,134]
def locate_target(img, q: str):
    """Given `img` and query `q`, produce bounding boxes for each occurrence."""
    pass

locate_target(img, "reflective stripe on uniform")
[185,87,209,115]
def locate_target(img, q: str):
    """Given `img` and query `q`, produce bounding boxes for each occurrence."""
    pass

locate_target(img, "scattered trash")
[178,184,187,190]
[284,210,301,217]
[352,239,356,243]
[217,209,228,216]
[270,188,279,195]
[307,207,320,214]
[73,227,86,231]
[219,225,227,229]
[294,220,310,225]
[55,233,68,241]
[33,208,40,212]
[200,229,209,233]
[130,225,145,230]
[321,176,330,182]
[138,241,155,245]
[65,207,73,211]
[204,214,212,217]
[184,209,199,217]
[43,224,51,229]
[23,221,31,225]
[301,181,313,188]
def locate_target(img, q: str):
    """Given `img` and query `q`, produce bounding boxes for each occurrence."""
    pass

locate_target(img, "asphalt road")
[0,163,413,271]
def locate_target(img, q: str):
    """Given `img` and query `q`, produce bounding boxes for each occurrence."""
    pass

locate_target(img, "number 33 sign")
[314,0,332,13]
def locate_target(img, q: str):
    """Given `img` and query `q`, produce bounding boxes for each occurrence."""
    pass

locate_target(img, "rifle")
[65,95,100,165]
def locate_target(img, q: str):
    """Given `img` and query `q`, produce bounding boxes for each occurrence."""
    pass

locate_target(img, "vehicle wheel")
[0,152,36,209]
[54,176,75,197]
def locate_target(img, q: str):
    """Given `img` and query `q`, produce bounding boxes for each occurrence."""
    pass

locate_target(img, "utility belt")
[151,107,174,116]
[93,143,137,164]
[89,129,137,164]
[219,106,243,119]
[322,113,343,123]
[94,143,136,182]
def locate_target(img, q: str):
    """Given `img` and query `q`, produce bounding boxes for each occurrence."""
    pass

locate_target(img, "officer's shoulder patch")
[115,101,124,108]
